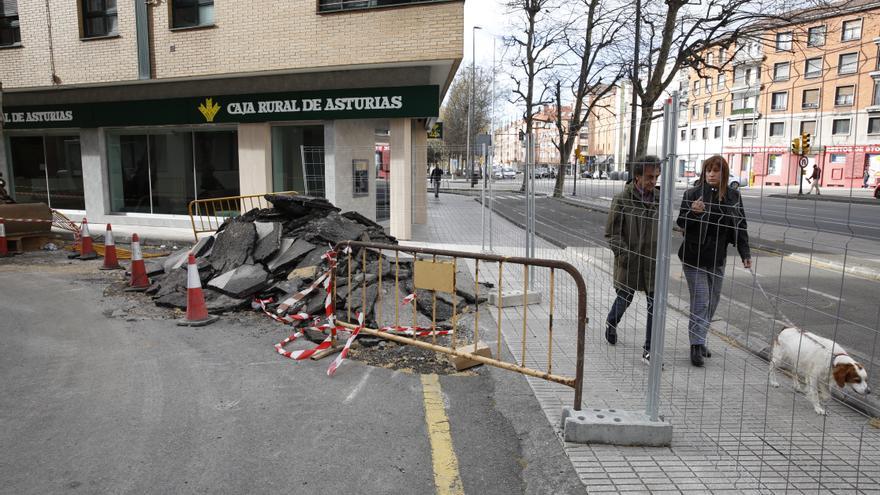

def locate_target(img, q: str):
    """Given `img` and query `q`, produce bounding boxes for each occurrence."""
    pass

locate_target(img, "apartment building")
[681,0,880,187]
[492,106,587,171]
[0,0,463,239]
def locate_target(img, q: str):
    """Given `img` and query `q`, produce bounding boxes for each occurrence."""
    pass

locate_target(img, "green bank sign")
[3,85,439,129]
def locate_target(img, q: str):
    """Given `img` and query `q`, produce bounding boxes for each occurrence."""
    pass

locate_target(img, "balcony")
[730,81,761,94]
[728,108,760,121]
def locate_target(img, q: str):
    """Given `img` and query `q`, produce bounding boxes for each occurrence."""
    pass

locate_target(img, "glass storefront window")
[272,125,324,197]
[107,128,238,215]
[8,134,85,209]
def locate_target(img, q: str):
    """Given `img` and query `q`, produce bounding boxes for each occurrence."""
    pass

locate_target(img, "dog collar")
[832,352,849,365]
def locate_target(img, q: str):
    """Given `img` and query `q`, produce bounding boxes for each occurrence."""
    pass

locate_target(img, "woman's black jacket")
[676,184,751,268]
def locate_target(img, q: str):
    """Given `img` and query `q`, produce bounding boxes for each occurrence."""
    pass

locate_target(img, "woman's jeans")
[606,288,654,351]
[683,265,725,346]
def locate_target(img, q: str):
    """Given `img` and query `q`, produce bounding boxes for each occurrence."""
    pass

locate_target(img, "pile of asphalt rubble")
[149,195,487,344]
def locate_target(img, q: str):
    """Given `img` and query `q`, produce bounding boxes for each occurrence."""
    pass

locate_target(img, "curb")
[480,195,880,418]
[769,194,879,206]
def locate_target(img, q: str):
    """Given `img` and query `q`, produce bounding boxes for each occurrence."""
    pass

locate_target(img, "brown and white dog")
[769,327,871,415]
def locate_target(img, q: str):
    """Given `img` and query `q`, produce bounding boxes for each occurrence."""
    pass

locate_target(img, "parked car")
[502,167,517,179]
[580,170,593,179]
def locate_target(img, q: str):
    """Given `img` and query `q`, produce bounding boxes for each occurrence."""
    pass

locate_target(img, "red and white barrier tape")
[327,312,365,376]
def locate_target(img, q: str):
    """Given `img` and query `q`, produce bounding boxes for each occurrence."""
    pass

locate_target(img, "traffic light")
[518,130,525,142]
[791,137,801,155]
[801,133,811,155]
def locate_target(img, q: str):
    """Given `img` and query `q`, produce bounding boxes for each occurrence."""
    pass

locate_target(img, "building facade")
[0,0,463,239]
[681,0,880,187]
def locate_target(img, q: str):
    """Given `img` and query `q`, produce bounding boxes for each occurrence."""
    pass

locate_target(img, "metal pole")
[481,143,487,251]
[488,145,494,251]
[645,92,679,422]
[528,133,536,289]
[524,133,531,259]
[469,26,481,188]
[627,0,641,174]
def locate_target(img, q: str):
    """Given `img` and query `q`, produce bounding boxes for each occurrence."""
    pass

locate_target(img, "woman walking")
[677,155,751,367]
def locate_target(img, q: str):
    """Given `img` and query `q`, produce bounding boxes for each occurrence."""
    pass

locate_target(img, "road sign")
[799,157,809,169]
[427,122,443,139]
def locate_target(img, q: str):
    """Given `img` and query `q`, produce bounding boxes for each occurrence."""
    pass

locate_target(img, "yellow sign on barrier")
[414,259,456,293]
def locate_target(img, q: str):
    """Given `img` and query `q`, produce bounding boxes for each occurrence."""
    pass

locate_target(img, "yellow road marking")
[421,374,464,495]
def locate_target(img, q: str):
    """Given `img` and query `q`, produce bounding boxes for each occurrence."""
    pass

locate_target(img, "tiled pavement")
[406,193,880,494]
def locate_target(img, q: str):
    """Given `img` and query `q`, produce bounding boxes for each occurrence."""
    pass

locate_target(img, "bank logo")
[198,98,221,122]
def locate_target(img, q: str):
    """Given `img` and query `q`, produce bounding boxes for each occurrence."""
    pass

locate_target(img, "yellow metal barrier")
[188,191,298,241]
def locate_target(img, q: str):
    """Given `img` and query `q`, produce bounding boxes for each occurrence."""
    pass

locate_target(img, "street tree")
[504,0,564,192]
[547,0,626,198]
[439,66,493,161]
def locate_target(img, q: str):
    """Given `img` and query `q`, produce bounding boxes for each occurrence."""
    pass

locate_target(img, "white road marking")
[343,366,373,404]
[801,287,844,302]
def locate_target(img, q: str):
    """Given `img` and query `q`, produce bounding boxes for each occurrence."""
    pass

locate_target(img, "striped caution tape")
[326,312,365,376]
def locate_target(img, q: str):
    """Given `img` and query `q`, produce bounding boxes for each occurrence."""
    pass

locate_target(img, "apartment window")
[868,117,880,134]
[728,124,737,138]
[0,0,20,46]
[693,80,701,95]
[171,0,214,29]
[707,52,714,65]
[771,91,788,111]
[768,154,782,175]
[703,102,710,117]
[743,123,755,138]
[734,65,751,85]
[776,32,792,51]
[807,25,826,47]
[842,19,862,42]
[81,0,118,38]
[692,105,698,118]
[800,120,816,136]
[830,154,847,163]
[873,80,880,106]
[705,78,713,93]
[773,62,790,81]
[714,126,721,139]
[702,127,708,140]
[802,89,820,109]
[832,118,851,135]
[718,73,726,88]
[715,99,722,116]
[679,80,687,92]
[318,0,447,11]
[691,129,697,139]
[719,48,727,64]
[681,129,687,141]
[838,53,858,75]
[769,122,785,136]
[804,57,823,78]
[835,85,855,106]
[731,94,754,113]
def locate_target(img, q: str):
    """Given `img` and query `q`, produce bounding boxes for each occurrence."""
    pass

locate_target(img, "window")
[707,52,714,65]
[690,129,697,139]
[703,102,710,117]
[719,48,727,64]
[692,105,698,118]
[714,126,721,139]
[773,62,790,81]
[802,89,820,109]
[717,73,726,88]
[807,25,826,47]
[171,0,214,29]
[9,136,86,209]
[869,117,880,134]
[702,127,708,140]
[728,124,737,138]
[771,91,788,111]
[705,78,713,93]
[732,94,754,113]
[715,99,722,116]
[107,129,240,214]
[769,122,785,136]
[743,123,755,138]
[832,118,851,135]
[681,129,687,141]
[830,154,847,163]
[842,19,862,42]
[734,65,752,85]
[835,85,855,106]
[81,0,117,38]
[874,80,880,106]
[0,0,20,46]
[693,80,701,95]
[272,126,326,195]
[776,32,792,51]
[800,120,816,136]
[838,53,858,75]
[318,0,449,11]
[805,57,823,78]
[768,154,782,175]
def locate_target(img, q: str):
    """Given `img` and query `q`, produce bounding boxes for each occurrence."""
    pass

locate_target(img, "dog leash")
[746,266,797,328]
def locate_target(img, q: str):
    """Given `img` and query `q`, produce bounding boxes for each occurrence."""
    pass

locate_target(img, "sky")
[463,0,509,68]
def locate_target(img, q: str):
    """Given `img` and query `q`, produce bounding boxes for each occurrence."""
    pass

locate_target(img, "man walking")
[430,165,443,198]
[604,156,661,364]
[807,164,821,195]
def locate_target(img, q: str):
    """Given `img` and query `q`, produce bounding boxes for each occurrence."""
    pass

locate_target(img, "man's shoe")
[701,345,712,358]
[691,345,705,367]
[605,322,617,345]
[642,349,650,364]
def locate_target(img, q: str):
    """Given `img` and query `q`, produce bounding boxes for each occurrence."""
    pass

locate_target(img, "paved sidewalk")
[409,193,880,494]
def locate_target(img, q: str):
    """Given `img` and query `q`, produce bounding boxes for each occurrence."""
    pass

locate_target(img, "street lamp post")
[468,25,482,188]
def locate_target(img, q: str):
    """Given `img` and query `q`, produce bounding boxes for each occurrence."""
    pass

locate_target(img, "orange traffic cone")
[126,233,150,291]
[0,219,8,257]
[178,253,218,327]
[100,223,122,270]
[78,218,98,260]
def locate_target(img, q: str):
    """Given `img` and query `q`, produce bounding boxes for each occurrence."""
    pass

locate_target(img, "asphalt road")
[0,257,585,495]
[486,194,880,388]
